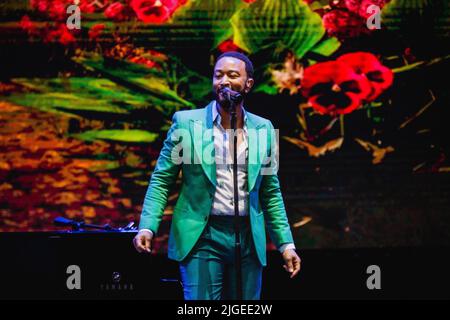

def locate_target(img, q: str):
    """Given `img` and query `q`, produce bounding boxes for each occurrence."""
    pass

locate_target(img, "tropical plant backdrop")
[1,0,449,252]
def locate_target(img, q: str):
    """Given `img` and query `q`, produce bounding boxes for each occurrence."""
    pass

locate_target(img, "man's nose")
[219,76,231,87]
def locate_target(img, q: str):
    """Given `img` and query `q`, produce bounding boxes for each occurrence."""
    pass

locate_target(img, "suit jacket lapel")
[247,114,264,192]
[189,101,265,191]
[190,102,216,187]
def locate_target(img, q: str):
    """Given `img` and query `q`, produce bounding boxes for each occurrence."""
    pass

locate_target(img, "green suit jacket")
[139,101,294,266]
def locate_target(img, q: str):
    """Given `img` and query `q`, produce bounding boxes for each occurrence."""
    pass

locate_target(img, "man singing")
[133,51,301,300]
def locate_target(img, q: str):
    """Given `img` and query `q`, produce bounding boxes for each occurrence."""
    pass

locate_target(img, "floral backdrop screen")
[1,0,449,251]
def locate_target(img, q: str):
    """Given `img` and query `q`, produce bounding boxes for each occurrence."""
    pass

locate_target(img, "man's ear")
[245,78,254,93]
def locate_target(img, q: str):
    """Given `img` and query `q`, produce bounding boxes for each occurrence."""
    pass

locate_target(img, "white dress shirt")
[210,101,249,216]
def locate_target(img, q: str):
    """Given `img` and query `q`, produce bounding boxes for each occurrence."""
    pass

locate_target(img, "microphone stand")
[228,97,243,300]
[53,216,137,232]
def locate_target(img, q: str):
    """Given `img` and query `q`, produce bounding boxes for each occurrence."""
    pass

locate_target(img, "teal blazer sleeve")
[138,112,182,234]
[259,121,294,248]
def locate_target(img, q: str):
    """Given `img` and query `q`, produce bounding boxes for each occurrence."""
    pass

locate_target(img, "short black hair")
[215,51,254,79]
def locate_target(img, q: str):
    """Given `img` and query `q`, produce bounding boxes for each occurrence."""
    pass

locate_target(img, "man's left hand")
[282,249,301,279]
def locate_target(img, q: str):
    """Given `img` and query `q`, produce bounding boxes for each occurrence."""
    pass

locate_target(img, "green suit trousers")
[179,215,262,300]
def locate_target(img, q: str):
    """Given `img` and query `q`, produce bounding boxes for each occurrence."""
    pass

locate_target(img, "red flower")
[30,0,49,12]
[30,0,82,20]
[146,49,169,61]
[242,0,256,3]
[128,56,161,69]
[345,0,390,19]
[104,2,125,20]
[88,23,105,40]
[48,0,67,20]
[344,0,362,13]
[44,24,76,45]
[130,0,185,24]
[58,25,76,45]
[337,52,393,102]
[404,47,416,64]
[79,0,97,14]
[301,61,371,115]
[323,9,369,39]
[329,0,348,9]
[217,39,242,53]
[20,15,35,34]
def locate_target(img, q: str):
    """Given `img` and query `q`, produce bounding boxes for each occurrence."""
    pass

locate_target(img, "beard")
[213,87,246,110]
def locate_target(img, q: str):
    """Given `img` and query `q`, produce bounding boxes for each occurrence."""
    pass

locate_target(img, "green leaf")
[392,54,450,73]
[231,0,325,58]
[310,37,341,57]
[87,161,121,172]
[170,0,246,49]
[73,130,159,143]
[309,1,329,11]
[253,83,279,95]
[74,55,197,112]
[392,61,424,73]
[6,77,153,117]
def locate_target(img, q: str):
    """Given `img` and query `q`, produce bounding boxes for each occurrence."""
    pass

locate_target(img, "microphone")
[220,87,243,104]
[54,216,79,227]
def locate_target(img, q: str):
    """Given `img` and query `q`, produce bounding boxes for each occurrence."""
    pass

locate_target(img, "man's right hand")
[133,230,153,253]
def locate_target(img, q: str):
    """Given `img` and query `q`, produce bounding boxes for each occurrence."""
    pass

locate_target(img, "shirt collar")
[212,101,248,127]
